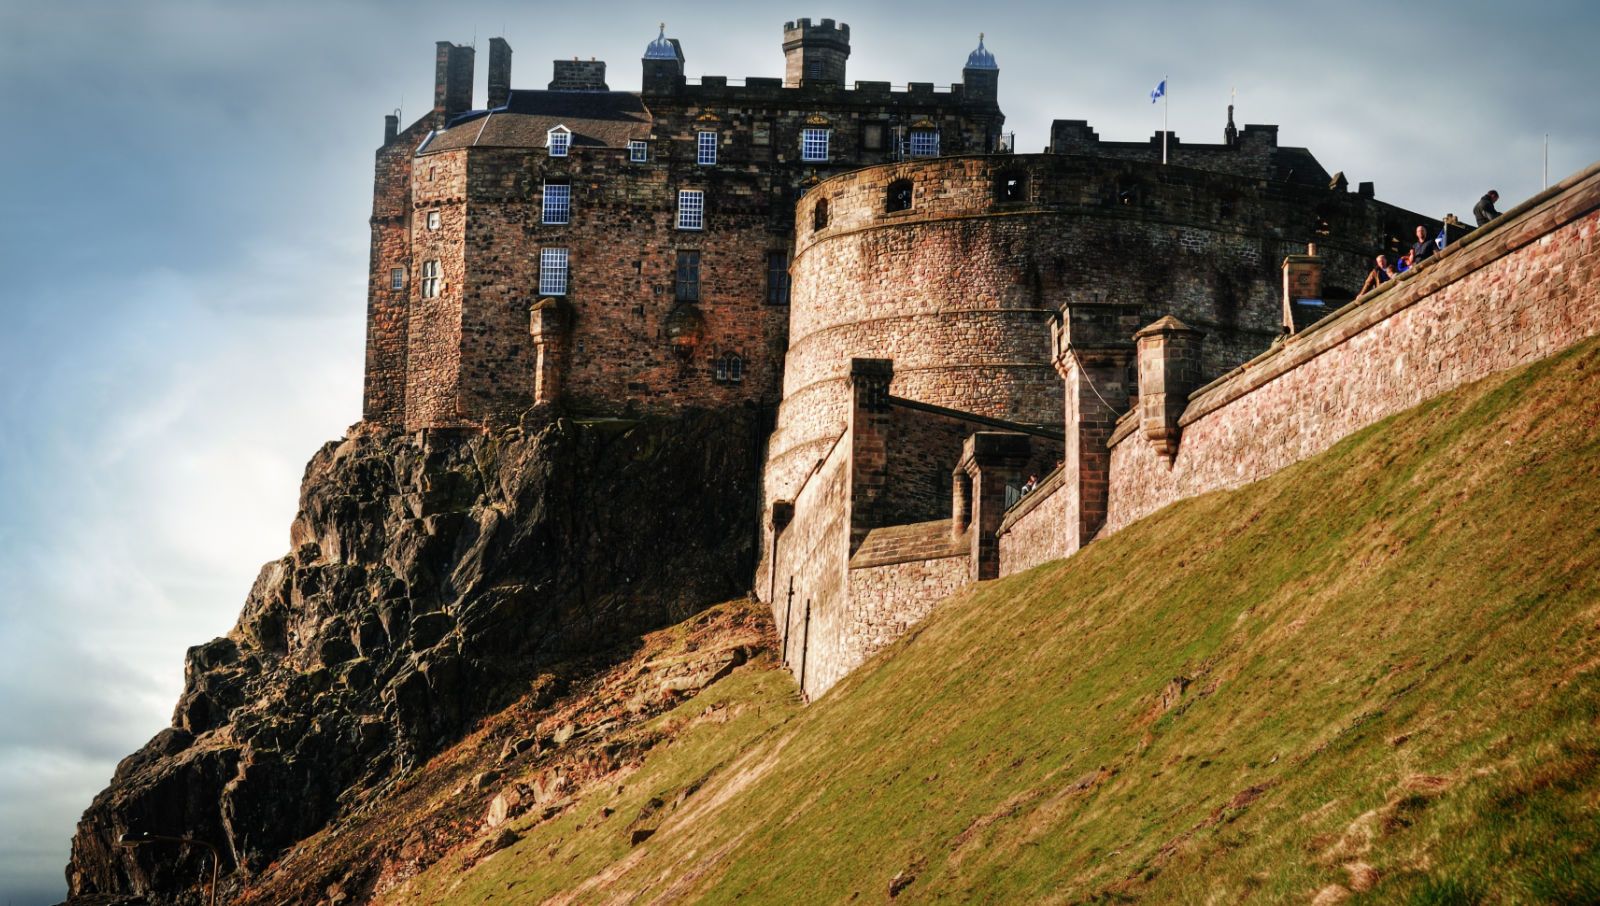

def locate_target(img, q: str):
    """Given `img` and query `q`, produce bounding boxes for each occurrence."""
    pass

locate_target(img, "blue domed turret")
[644,23,678,60]
[965,33,997,71]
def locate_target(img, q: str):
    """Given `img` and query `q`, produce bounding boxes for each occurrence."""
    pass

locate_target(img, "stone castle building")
[360,18,1591,698]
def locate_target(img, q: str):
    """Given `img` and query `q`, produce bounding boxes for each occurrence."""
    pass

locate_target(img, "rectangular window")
[862,123,885,151]
[677,189,704,230]
[542,183,570,224]
[752,122,771,146]
[801,128,830,162]
[548,129,570,157]
[421,260,440,299]
[697,131,717,166]
[675,250,701,302]
[389,267,405,291]
[808,61,821,79]
[539,248,569,296]
[766,251,790,305]
[628,140,648,162]
[910,129,941,158]
[426,210,441,230]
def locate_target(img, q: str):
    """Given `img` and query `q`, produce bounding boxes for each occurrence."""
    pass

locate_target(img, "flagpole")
[1162,75,1169,165]
[1543,133,1549,189]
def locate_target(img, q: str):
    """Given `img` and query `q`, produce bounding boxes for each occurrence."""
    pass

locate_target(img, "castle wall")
[1103,163,1600,536]
[761,153,1428,599]
[996,466,1070,576]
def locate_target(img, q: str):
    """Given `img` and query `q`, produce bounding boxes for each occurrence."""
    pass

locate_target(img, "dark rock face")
[65,409,761,902]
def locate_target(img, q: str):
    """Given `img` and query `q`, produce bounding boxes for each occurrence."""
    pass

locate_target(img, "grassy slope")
[392,337,1600,905]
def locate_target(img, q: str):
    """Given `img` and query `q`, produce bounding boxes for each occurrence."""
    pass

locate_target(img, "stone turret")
[962,33,999,105]
[783,18,850,87]
[641,23,685,95]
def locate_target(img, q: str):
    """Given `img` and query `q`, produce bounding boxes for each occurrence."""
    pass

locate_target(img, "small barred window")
[675,250,701,302]
[628,140,648,162]
[389,267,405,291]
[801,128,830,162]
[714,353,745,383]
[909,129,940,158]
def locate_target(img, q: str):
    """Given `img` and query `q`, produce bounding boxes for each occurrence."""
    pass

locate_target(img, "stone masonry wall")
[996,466,1070,576]
[769,431,850,700]
[762,153,1428,595]
[1104,164,1600,535]
[404,149,469,429]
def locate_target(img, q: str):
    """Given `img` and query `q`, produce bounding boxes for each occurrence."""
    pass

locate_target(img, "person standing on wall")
[1474,189,1502,226]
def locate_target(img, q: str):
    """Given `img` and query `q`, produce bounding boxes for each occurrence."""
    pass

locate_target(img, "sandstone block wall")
[1104,163,1600,535]
[995,466,1070,576]
[769,431,850,699]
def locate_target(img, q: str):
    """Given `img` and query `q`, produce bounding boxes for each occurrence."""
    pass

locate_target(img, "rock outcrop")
[65,408,762,903]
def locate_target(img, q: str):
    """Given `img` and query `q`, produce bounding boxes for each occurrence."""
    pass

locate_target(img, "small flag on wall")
[1150,79,1166,103]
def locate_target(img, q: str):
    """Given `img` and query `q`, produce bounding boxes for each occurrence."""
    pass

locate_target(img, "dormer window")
[547,126,571,157]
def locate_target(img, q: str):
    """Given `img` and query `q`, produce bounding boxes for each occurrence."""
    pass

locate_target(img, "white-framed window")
[426,210,441,230]
[910,129,941,158]
[539,248,569,296]
[389,267,405,291]
[696,131,717,166]
[547,126,571,157]
[421,260,440,298]
[714,353,745,383]
[542,183,570,224]
[677,189,704,230]
[801,128,830,162]
[628,140,649,163]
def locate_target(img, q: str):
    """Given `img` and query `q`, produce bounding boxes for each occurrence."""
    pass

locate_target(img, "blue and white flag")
[1150,79,1166,103]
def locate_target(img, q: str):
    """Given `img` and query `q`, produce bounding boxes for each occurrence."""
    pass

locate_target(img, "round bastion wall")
[761,152,1411,526]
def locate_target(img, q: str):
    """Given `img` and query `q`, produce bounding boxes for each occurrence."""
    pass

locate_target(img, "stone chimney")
[550,58,608,91]
[783,18,850,87]
[1281,243,1325,334]
[383,113,398,145]
[488,37,513,108]
[433,42,475,118]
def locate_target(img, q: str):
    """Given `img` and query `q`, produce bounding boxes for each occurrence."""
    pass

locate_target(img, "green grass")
[389,337,1600,904]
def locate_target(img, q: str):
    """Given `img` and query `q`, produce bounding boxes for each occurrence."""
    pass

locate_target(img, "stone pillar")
[958,432,1032,580]
[847,358,893,553]
[529,298,566,406]
[1135,316,1203,458]
[1053,302,1141,551]
[1281,243,1325,333]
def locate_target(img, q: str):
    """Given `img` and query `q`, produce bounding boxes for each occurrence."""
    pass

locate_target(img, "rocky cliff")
[65,408,762,903]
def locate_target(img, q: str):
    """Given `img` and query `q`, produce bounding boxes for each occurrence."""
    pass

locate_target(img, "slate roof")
[425,90,653,153]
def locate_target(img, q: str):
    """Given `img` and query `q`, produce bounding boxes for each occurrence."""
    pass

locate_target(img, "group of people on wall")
[1360,189,1503,295]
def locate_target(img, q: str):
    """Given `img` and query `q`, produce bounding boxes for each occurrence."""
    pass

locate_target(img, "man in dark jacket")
[1411,225,1435,263]
[1474,190,1502,226]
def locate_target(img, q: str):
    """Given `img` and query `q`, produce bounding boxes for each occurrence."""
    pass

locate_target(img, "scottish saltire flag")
[1150,79,1166,103]
[1436,226,1448,250]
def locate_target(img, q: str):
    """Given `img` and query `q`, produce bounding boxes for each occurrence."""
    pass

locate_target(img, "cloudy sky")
[0,1,1593,901]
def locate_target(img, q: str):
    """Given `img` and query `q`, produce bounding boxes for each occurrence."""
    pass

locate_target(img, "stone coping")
[848,519,969,569]
[1103,159,1600,452]
[995,464,1066,537]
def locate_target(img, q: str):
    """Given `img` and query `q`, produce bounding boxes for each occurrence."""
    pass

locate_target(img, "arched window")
[995,170,1027,203]
[714,352,745,383]
[813,198,830,231]
[886,179,913,213]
